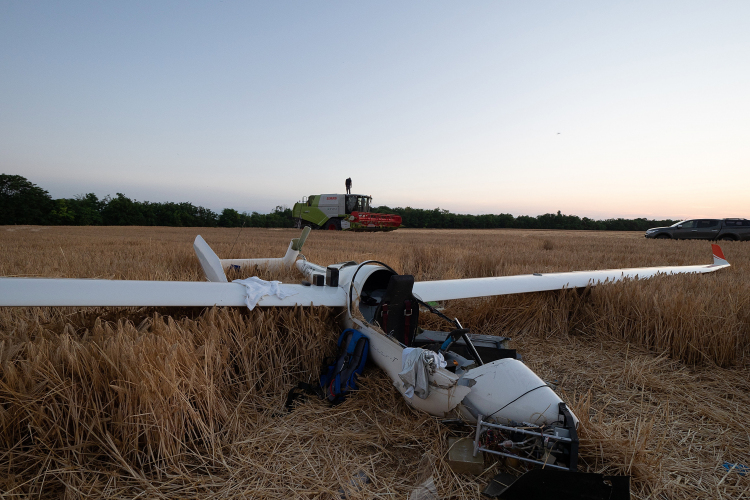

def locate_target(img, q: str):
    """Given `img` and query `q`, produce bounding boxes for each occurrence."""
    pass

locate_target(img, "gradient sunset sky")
[2,1,748,219]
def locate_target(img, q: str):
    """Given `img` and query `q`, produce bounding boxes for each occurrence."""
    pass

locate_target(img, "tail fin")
[194,236,229,283]
[711,244,729,267]
[283,226,311,266]
[291,226,311,252]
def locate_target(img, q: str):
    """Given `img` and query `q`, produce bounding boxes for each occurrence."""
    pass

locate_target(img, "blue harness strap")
[319,328,369,404]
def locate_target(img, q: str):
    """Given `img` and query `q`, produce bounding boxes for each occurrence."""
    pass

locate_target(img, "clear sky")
[1,1,748,220]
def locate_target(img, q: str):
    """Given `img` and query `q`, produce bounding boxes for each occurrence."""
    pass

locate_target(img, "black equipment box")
[412,330,518,363]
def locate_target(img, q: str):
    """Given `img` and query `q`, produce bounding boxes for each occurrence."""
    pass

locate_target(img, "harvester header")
[292,194,401,231]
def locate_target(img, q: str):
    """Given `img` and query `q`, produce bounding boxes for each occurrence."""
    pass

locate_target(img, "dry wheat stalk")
[0,226,748,499]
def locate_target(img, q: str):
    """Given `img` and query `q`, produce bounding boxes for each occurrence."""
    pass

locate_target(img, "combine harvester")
[292,193,401,231]
[0,229,731,498]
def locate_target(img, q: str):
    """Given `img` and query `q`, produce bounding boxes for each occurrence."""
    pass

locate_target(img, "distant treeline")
[1,174,676,231]
[0,174,294,228]
[374,206,676,231]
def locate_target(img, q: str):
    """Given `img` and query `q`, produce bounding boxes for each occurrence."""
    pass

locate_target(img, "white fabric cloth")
[398,348,446,399]
[430,350,447,370]
[233,277,297,310]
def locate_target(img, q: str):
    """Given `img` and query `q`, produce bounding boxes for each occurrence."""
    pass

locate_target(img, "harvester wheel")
[325,219,341,231]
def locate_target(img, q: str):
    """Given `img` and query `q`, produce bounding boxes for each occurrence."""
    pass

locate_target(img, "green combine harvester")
[292,194,402,231]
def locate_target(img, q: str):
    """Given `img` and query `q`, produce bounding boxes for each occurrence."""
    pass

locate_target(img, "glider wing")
[412,244,730,303]
[0,279,346,308]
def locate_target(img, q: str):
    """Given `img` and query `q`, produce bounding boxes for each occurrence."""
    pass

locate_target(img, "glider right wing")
[412,244,730,302]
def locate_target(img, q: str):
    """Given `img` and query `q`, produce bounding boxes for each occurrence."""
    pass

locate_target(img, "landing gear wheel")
[325,219,341,231]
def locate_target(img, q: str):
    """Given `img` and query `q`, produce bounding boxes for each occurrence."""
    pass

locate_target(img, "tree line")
[0,174,293,228]
[1,174,676,231]
[373,206,676,231]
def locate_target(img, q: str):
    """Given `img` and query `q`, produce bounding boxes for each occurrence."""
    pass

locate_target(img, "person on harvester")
[345,177,352,194]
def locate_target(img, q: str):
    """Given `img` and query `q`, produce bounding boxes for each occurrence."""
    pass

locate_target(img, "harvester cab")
[292,193,402,231]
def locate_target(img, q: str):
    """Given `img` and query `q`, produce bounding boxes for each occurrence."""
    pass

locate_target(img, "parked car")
[645,218,750,240]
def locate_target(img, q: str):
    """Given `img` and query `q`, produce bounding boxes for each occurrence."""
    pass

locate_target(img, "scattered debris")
[409,454,440,500]
[721,462,748,477]
[338,470,371,499]
[409,476,439,500]
[447,437,485,475]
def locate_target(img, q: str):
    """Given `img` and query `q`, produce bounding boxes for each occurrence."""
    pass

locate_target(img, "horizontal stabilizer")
[220,227,311,272]
[413,245,730,302]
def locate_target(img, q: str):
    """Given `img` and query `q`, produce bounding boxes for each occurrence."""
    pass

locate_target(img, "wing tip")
[711,244,729,266]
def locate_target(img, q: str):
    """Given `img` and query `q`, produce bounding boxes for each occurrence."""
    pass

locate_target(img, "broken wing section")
[413,245,730,302]
[0,279,346,308]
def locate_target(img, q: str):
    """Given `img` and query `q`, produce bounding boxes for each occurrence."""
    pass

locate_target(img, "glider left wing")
[0,279,346,308]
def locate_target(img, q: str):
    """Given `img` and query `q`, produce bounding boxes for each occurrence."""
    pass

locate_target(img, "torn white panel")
[233,277,298,310]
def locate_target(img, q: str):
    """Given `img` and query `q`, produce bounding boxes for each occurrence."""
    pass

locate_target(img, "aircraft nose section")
[458,358,578,427]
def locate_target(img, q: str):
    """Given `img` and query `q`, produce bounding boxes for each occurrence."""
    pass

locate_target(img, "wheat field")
[1,226,748,499]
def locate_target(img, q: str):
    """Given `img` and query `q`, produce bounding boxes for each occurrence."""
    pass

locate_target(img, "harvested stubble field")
[1,226,749,499]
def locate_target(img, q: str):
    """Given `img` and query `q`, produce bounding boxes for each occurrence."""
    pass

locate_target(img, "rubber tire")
[718,235,736,241]
[655,233,670,239]
[325,219,341,231]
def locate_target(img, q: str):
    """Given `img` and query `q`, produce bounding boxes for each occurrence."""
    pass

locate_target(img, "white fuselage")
[300,260,576,427]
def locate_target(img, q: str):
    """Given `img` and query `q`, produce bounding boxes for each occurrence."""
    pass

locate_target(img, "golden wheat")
[0,226,748,499]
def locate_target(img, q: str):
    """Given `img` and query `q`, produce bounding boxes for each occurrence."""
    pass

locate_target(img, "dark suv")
[645,218,750,241]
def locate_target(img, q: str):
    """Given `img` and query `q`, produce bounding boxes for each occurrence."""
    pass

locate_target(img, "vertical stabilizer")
[194,236,228,283]
[291,226,311,252]
[283,226,311,267]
